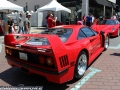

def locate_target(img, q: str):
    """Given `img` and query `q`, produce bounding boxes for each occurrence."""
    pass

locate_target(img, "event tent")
[0,0,23,12]
[37,0,71,13]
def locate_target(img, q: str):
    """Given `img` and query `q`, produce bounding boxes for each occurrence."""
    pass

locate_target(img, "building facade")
[116,0,120,14]
[57,0,116,23]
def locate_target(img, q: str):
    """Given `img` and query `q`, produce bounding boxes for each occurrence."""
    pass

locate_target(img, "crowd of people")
[6,12,32,34]
[5,12,120,34]
[78,13,120,27]
[77,13,99,27]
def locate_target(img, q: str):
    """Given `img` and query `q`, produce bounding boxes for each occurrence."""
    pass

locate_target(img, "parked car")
[4,25,109,84]
[91,19,120,37]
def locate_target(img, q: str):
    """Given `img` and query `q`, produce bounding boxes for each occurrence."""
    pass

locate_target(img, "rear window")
[25,37,50,46]
[41,28,72,42]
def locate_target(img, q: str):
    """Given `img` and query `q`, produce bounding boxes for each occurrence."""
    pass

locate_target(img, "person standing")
[18,13,24,34]
[118,16,120,22]
[111,14,117,19]
[86,13,92,27]
[82,14,86,25]
[46,13,49,28]
[7,16,14,34]
[91,15,95,23]
[47,13,57,28]
[77,19,83,25]
[93,17,98,25]
[24,13,32,34]
[4,13,8,34]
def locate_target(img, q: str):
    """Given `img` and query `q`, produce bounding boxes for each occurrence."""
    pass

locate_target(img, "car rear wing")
[4,34,70,71]
[4,33,66,49]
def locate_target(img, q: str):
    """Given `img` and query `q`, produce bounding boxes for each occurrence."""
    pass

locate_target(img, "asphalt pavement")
[0,28,120,90]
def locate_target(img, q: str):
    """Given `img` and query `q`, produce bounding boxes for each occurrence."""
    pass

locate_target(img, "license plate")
[19,52,28,61]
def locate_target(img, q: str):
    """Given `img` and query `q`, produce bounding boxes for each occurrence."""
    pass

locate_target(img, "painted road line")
[71,67,101,90]
[0,44,2,53]
[116,44,120,49]
[108,47,117,49]
[0,36,4,39]
[109,43,120,49]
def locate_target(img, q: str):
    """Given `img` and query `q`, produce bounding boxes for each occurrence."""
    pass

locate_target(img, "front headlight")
[112,28,116,32]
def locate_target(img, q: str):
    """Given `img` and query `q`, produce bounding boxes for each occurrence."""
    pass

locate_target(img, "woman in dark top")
[7,16,14,34]
[46,14,50,28]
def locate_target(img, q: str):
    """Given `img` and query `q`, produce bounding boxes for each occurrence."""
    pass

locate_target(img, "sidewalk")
[0,27,47,36]
[30,27,47,34]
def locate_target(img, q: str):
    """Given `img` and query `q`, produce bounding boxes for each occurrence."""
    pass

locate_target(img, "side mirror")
[100,30,105,35]
[96,31,99,34]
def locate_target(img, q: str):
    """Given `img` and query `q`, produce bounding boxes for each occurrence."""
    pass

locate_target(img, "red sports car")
[4,25,109,84]
[91,19,120,37]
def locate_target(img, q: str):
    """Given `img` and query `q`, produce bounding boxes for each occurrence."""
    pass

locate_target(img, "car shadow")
[0,33,4,36]
[0,67,80,90]
[110,36,119,39]
[110,53,120,56]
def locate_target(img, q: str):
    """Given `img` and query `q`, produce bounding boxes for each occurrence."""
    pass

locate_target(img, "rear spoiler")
[4,34,65,48]
[5,34,70,70]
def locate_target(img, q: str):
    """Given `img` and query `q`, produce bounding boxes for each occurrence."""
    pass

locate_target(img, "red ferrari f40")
[5,25,109,84]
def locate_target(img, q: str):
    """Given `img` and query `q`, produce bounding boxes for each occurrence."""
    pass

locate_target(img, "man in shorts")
[24,13,32,34]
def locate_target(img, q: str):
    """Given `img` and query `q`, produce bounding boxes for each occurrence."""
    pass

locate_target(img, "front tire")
[117,29,120,37]
[74,51,88,79]
[104,35,109,51]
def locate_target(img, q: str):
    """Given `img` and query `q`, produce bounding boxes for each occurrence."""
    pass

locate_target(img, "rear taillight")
[46,57,53,66]
[39,56,45,65]
[5,48,13,55]
[39,56,54,66]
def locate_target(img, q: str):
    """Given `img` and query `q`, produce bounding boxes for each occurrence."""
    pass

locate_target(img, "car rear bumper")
[6,56,74,84]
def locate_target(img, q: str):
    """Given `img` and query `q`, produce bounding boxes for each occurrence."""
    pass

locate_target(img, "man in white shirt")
[92,15,95,23]
[18,13,24,34]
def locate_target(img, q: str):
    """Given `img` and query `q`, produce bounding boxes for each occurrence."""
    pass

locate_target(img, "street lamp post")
[76,0,78,23]
[76,0,81,23]
[26,2,28,12]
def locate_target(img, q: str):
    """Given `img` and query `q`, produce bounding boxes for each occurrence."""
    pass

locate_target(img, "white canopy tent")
[37,0,71,25]
[37,0,71,13]
[0,0,23,12]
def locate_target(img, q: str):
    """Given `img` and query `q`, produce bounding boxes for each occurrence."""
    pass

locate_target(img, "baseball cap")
[27,13,32,16]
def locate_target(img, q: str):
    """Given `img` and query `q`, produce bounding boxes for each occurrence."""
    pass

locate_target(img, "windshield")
[99,20,116,25]
[41,28,72,42]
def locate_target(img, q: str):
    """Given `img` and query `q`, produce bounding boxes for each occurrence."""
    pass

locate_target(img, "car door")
[80,27,101,55]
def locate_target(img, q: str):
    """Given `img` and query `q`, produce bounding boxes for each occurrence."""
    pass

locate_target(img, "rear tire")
[74,51,88,79]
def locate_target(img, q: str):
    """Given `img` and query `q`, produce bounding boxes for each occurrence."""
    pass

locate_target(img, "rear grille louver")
[59,55,69,68]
